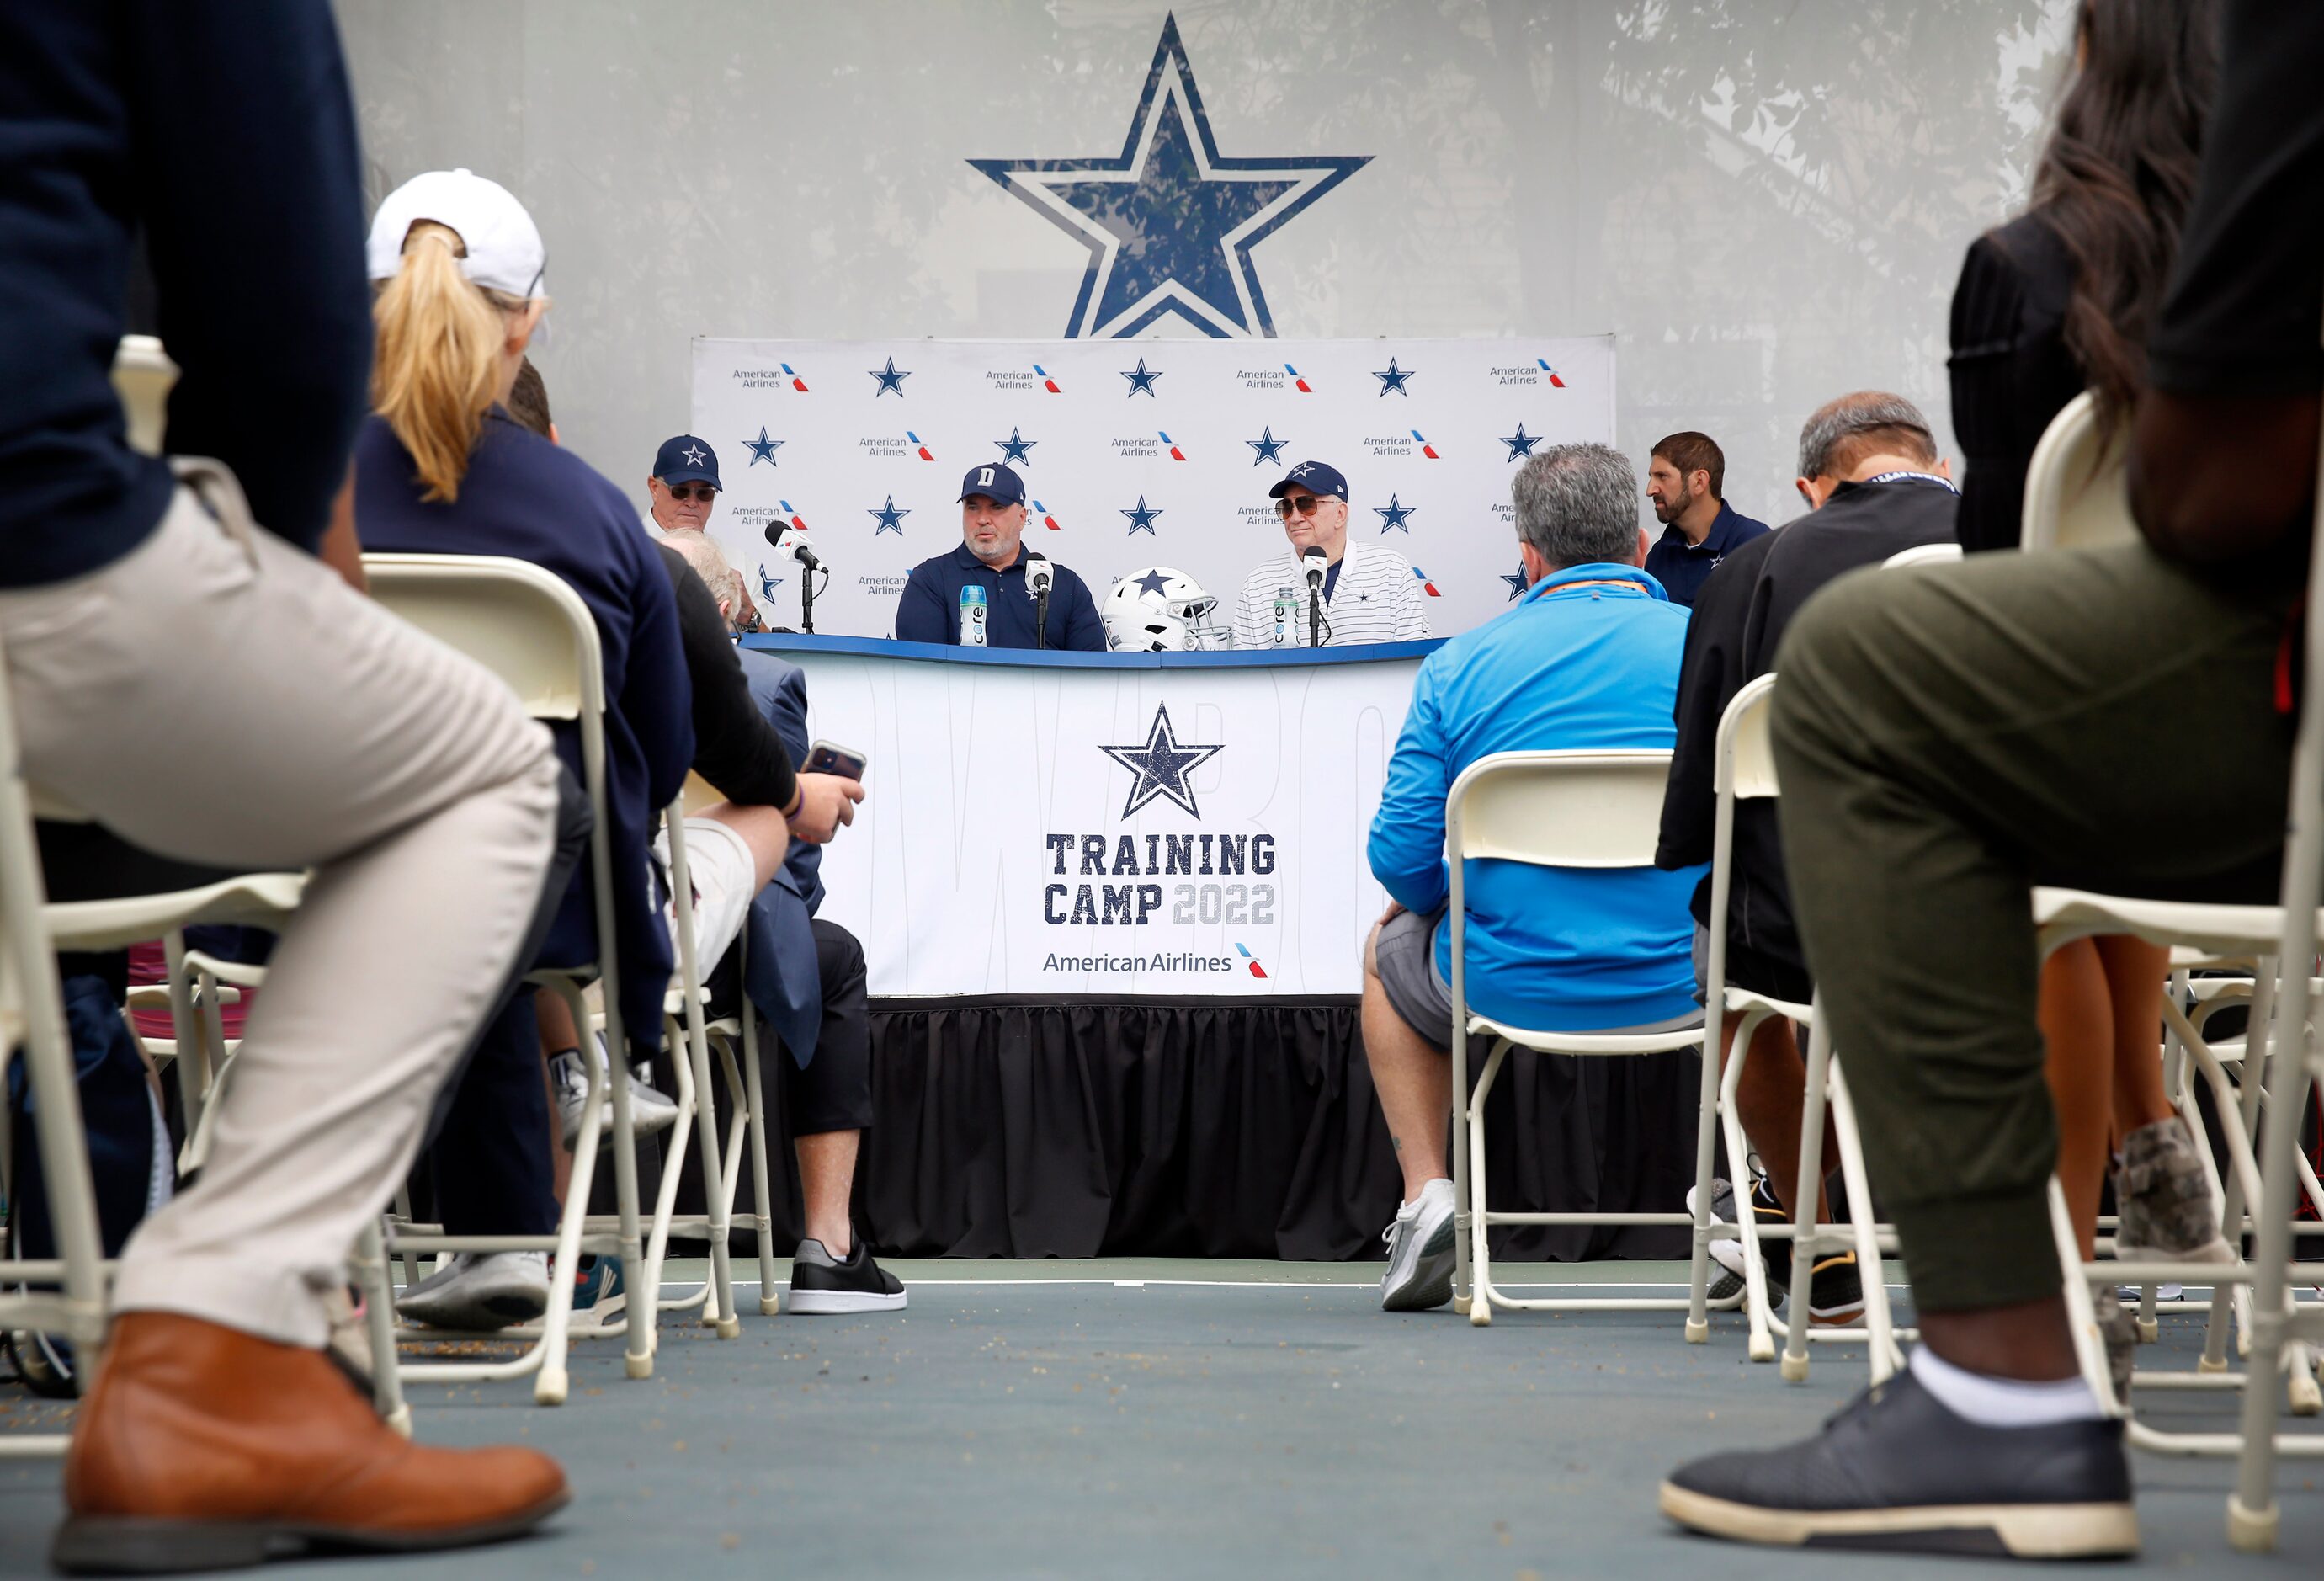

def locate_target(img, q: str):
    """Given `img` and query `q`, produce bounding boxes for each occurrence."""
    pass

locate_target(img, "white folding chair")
[1444,749,1710,1326]
[1880,541,1964,571]
[2019,390,2133,553]
[363,553,653,1403]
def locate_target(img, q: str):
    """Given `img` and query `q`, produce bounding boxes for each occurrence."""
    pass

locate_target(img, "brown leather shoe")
[54,1311,567,1573]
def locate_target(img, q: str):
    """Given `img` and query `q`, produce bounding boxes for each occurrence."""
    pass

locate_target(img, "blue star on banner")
[994,427,1037,465]
[1120,358,1162,397]
[1098,704,1224,818]
[1500,423,1541,462]
[1133,569,1172,598]
[1372,358,1414,396]
[868,358,911,397]
[1120,496,1162,535]
[1374,494,1416,533]
[867,496,910,535]
[757,565,786,600]
[743,427,783,466]
[1246,426,1287,466]
[969,13,1369,338]
[1502,566,1529,601]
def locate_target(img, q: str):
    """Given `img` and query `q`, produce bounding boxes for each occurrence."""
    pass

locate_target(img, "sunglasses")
[662,483,718,503]
[1274,493,1335,519]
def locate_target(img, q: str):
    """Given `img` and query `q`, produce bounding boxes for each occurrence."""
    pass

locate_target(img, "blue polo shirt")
[893,542,1106,651]
[1642,500,1771,608]
[1368,563,1701,1032]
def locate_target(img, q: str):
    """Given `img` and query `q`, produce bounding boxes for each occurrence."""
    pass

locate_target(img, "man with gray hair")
[1361,443,1701,1312]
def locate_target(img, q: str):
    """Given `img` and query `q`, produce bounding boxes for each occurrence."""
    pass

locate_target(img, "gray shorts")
[1374,907,1707,1051]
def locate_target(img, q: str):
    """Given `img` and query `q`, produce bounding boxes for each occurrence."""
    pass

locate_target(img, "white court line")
[717,1277,1928,1292]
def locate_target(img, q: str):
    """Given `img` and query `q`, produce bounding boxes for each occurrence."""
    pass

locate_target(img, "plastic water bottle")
[959,583,989,647]
[1271,587,1295,647]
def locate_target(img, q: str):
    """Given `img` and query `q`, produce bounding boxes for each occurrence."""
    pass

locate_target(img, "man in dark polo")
[892,462,1104,650]
[1642,430,1769,607]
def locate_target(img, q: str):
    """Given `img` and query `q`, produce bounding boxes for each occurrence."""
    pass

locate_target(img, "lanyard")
[1863,470,1960,494]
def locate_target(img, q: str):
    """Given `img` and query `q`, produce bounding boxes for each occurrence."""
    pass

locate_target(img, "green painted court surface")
[4,1260,2320,1578]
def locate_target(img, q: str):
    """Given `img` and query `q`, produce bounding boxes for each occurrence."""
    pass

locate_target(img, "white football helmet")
[1102,567,1228,652]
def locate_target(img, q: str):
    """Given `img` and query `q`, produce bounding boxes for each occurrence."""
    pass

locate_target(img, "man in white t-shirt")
[1231,460,1430,648]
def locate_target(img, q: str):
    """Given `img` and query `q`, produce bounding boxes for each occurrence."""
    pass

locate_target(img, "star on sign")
[1119,358,1162,397]
[969,14,1369,338]
[1133,570,1172,598]
[680,444,707,467]
[1246,426,1287,466]
[742,427,783,466]
[1098,704,1224,819]
[1500,423,1541,462]
[1502,566,1529,601]
[1372,358,1414,396]
[867,358,911,397]
[1120,496,1162,535]
[867,496,910,535]
[994,427,1037,466]
[1374,494,1416,533]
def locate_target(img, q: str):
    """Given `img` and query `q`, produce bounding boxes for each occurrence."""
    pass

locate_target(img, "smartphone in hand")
[803,738,868,781]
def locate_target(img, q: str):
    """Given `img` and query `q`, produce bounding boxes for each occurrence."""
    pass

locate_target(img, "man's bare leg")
[796,1129,859,1258]
[1360,919,1449,1201]
[1726,1014,1834,1221]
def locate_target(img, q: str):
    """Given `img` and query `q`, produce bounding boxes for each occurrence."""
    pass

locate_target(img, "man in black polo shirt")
[892,462,1105,649]
[1642,430,1769,607]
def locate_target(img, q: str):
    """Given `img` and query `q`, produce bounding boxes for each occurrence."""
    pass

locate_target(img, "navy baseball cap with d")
[653,435,721,490]
[958,461,1026,508]
[1268,460,1348,501]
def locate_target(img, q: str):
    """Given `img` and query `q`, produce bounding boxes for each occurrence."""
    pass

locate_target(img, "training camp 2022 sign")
[692,335,1615,643]
[787,641,1429,997]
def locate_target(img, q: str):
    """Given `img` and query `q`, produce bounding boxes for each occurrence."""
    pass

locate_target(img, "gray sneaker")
[2113,1116,2232,1264]
[395,1251,550,1332]
[2096,1291,2136,1408]
[1380,1179,1457,1312]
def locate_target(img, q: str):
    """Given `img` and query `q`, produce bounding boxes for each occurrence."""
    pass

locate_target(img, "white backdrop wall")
[692,335,1614,638]
[333,2,2075,537]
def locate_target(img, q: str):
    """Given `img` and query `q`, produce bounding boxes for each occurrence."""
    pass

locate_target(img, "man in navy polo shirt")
[1642,430,1769,607]
[893,463,1106,649]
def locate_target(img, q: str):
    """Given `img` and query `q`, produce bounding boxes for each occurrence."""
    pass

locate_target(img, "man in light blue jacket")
[1363,443,1703,1312]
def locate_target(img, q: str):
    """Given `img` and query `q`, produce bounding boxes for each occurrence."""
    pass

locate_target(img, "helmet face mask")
[1103,567,1228,652]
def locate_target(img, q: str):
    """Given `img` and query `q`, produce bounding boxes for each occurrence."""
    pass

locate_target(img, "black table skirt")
[713,996,1710,1263]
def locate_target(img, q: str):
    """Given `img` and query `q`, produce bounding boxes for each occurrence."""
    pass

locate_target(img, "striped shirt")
[1231,539,1431,648]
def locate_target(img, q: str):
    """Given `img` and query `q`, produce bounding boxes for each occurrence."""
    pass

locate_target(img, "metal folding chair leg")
[737,1006,780,1316]
[351,1218,411,1438]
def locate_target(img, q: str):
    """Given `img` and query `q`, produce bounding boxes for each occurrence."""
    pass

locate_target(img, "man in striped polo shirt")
[1231,460,1431,648]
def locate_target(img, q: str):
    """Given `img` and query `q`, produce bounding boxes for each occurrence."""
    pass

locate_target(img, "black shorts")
[1691,924,1814,1008]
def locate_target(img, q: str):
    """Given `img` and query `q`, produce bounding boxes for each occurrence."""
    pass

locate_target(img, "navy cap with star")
[1268,460,1348,502]
[652,434,721,489]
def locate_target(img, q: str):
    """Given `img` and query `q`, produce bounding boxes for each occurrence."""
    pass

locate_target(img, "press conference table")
[733,632,1702,1264]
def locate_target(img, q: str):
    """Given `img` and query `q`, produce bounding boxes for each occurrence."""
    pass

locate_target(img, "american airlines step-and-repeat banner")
[779,641,1428,997]
[693,337,1615,643]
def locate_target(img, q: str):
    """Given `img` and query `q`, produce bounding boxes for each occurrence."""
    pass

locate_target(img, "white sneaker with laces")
[550,1036,680,1149]
[1380,1178,1458,1312]
[394,1251,550,1332]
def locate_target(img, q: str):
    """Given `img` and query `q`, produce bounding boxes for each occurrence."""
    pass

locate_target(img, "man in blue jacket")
[1363,443,1702,1312]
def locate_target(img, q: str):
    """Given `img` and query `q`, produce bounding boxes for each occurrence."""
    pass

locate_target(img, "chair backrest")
[112,335,176,459]
[2021,391,2135,553]
[1882,541,1963,571]
[1445,749,1673,870]
[1715,672,1780,803]
[362,555,600,724]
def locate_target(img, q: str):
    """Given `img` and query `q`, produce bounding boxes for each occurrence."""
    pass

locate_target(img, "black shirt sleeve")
[657,544,797,810]
[1656,550,1752,875]
[1948,220,2083,554]
[2146,0,2324,396]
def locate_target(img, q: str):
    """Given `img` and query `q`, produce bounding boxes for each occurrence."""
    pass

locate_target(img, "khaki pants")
[0,461,561,1347]
[1770,540,2293,1312]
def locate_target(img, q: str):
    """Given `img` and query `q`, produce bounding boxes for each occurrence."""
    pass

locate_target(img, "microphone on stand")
[764,522,823,633]
[1302,545,1328,649]
[1024,550,1055,650]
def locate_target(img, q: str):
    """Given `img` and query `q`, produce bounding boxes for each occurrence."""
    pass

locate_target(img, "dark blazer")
[734,650,824,1064]
[1948,212,2083,554]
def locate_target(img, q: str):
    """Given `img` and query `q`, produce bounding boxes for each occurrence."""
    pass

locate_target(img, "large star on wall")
[1099,705,1224,818]
[970,13,1369,338]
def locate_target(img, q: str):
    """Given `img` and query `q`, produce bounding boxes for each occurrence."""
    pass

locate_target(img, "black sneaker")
[1694,1175,1790,1301]
[789,1238,907,1314]
[1803,1251,1865,1326]
[1661,1367,2136,1557]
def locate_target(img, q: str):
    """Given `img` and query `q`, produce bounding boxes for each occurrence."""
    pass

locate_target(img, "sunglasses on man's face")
[1275,493,1334,519]
[663,484,717,503]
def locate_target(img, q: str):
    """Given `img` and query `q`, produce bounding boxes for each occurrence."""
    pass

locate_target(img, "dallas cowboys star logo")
[742,427,783,466]
[970,13,1369,338]
[1372,358,1414,396]
[1500,423,1541,461]
[1098,704,1224,818]
[1120,496,1162,535]
[994,427,1037,466]
[758,565,785,600]
[1502,566,1530,600]
[867,496,910,535]
[1374,494,1416,533]
[680,443,708,468]
[868,358,911,397]
[1246,426,1287,466]
[1133,569,1172,598]
[1120,358,1162,397]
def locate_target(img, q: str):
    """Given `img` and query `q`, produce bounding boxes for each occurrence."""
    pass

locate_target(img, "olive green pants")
[1770,541,2295,1311]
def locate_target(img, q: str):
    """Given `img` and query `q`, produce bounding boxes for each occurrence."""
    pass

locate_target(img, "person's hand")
[786,773,864,844]
[1378,899,1406,928]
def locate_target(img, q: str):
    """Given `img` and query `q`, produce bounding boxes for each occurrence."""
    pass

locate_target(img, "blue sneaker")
[570,1254,625,1328]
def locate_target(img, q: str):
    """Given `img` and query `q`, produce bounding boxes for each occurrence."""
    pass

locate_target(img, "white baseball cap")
[365,168,548,301]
